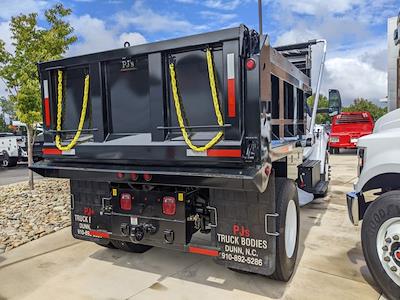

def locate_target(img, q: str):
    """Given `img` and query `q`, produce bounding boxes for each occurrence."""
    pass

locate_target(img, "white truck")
[0,133,27,167]
[346,13,400,300]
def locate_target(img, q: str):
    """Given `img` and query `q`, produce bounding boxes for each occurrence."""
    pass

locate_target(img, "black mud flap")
[210,175,276,276]
[70,180,112,243]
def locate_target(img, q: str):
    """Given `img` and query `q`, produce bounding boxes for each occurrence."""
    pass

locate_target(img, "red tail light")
[120,193,132,211]
[130,172,138,181]
[246,58,256,70]
[143,173,152,182]
[162,196,176,216]
[116,172,125,179]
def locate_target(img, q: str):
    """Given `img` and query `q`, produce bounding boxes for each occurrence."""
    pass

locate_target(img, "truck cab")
[328,111,374,154]
[346,13,400,299]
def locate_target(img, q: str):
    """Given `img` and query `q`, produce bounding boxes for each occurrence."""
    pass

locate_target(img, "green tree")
[343,98,387,121]
[0,4,76,189]
[0,114,9,132]
[307,94,331,124]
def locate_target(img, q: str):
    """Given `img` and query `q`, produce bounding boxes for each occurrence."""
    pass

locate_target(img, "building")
[388,15,400,111]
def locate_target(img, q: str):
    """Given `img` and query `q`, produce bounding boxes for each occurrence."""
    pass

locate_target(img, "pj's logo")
[121,58,137,71]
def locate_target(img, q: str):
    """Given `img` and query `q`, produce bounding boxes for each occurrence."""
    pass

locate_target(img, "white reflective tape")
[186,149,207,157]
[62,149,76,156]
[43,80,49,98]
[227,53,235,80]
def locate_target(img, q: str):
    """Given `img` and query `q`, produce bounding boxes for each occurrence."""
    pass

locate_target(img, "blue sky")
[0,0,399,104]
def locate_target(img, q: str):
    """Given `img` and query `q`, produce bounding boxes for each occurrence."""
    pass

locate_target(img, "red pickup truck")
[328,112,374,154]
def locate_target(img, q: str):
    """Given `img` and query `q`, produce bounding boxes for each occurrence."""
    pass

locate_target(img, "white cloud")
[275,28,321,46]
[276,32,388,103]
[0,0,48,20]
[275,0,364,16]
[200,11,237,23]
[115,1,208,34]
[119,32,147,46]
[324,55,387,104]
[203,0,242,10]
[271,0,394,103]
[174,0,250,10]
[67,14,147,56]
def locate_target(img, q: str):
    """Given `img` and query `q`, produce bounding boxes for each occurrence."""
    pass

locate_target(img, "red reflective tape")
[89,230,110,239]
[42,148,62,155]
[44,97,51,127]
[227,78,236,118]
[207,149,241,158]
[189,246,219,257]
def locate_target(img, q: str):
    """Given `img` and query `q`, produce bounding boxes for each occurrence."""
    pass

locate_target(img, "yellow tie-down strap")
[169,48,224,152]
[55,70,90,151]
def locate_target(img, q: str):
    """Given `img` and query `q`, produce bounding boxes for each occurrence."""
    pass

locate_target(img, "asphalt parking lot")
[0,164,41,186]
[0,152,385,300]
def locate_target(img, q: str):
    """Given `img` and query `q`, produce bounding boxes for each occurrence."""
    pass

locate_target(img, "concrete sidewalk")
[0,153,383,300]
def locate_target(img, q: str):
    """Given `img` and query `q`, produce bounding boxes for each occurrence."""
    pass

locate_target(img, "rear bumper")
[329,134,365,149]
[329,143,357,149]
[31,160,269,192]
[346,191,360,226]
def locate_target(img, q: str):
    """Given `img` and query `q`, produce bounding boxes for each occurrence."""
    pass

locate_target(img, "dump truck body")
[33,25,324,280]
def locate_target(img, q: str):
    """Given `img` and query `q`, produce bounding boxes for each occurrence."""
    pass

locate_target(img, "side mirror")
[328,89,342,117]
[395,28,399,45]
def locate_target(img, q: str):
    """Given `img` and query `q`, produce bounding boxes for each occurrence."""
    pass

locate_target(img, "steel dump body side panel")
[38,27,244,71]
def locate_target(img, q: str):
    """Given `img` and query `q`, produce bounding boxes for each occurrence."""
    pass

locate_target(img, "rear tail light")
[162,196,176,216]
[120,193,132,211]
[143,173,152,182]
[245,58,256,70]
[130,172,138,181]
[116,172,125,179]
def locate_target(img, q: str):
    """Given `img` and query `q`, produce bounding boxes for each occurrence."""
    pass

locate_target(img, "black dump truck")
[33,25,335,281]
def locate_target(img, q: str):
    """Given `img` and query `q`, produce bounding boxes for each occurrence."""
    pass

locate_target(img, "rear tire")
[270,178,300,282]
[361,192,400,300]
[111,240,152,253]
[95,240,116,249]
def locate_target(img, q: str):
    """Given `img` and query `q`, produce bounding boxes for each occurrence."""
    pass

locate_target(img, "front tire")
[2,153,17,167]
[361,191,400,300]
[270,178,300,282]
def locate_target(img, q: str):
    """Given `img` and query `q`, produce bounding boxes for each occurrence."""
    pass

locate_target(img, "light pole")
[258,0,263,35]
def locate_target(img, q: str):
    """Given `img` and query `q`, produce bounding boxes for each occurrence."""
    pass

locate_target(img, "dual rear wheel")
[95,239,152,253]
[271,178,300,281]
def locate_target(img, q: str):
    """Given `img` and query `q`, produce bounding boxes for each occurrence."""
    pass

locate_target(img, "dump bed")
[33,25,311,190]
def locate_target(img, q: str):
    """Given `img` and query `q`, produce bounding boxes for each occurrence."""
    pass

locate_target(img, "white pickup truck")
[0,133,27,167]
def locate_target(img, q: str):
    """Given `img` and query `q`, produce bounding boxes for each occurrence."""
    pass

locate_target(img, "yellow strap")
[169,49,223,152]
[55,70,90,151]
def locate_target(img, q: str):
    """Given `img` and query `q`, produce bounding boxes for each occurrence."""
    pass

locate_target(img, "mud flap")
[210,175,276,275]
[70,180,112,242]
